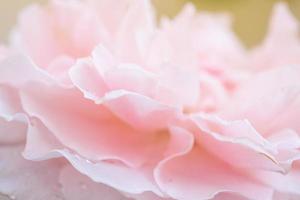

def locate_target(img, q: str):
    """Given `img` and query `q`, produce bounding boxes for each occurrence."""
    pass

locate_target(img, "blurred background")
[0,0,299,47]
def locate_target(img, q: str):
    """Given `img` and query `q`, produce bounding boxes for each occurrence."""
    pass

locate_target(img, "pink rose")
[0,1,299,200]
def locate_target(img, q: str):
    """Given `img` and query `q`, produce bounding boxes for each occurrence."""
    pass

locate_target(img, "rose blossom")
[0,1,300,200]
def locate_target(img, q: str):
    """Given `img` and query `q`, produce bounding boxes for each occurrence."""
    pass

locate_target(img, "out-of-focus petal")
[221,66,300,135]
[0,145,65,200]
[0,54,54,88]
[250,2,300,70]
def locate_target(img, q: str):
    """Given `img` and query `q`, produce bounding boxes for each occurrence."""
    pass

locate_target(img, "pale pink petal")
[190,114,286,172]
[59,165,129,200]
[0,116,26,145]
[20,79,194,194]
[2,52,193,197]
[212,192,250,200]
[266,129,300,170]
[0,118,128,200]
[155,145,273,200]
[156,66,200,109]
[59,150,162,196]
[0,46,8,61]
[153,113,299,199]
[221,66,300,135]
[272,192,300,200]
[88,0,147,37]
[47,55,75,85]
[250,2,300,70]
[154,3,245,71]
[253,161,300,197]
[12,0,156,69]
[0,85,23,119]
[114,0,155,63]
[101,91,178,131]
[70,53,179,131]
[13,3,62,67]
[74,46,201,112]
[0,85,27,144]
[23,111,193,198]
[91,46,159,98]
[0,117,65,199]
[69,58,108,100]
[13,0,105,68]
[124,192,174,200]
[0,144,65,200]
[189,115,300,199]
[20,83,171,167]
[0,54,54,87]
[23,119,162,195]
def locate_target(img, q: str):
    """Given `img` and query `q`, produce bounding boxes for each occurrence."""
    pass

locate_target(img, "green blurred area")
[0,0,299,47]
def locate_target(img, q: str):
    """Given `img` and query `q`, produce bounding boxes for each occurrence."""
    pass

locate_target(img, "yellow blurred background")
[0,0,299,47]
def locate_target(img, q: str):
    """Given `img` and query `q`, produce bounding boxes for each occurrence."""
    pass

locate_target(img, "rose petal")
[70,55,179,132]
[69,58,108,100]
[0,144,65,200]
[212,192,250,200]
[23,119,162,196]
[114,0,155,63]
[250,2,300,70]
[0,116,26,145]
[253,162,300,197]
[13,0,105,68]
[0,85,27,144]
[20,83,172,167]
[155,145,273,200]
[59,165,129,200]
[0,54,54,87]
[190,114,286,172]
[222,66,300,135]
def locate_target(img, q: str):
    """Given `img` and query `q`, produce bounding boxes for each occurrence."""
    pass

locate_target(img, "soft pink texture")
[0,1,300,200]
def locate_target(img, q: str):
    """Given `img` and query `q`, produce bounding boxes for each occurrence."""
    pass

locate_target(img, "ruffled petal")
[0,117,129,200]
[70,52,179,131]
[155,145,273,200]
[23,119,162,195]
[20,82,171,167]
[190,114,285,172]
